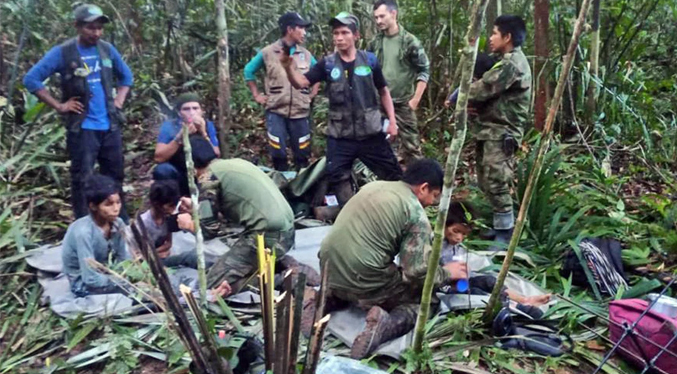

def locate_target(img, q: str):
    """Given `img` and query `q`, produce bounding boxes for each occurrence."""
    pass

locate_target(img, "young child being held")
[62,174,132,297]
[441,201,551,307]
[444,52,498,108]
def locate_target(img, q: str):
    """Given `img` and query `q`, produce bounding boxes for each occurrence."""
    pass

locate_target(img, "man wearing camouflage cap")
[281,12,402,205]
[23,4,134,220]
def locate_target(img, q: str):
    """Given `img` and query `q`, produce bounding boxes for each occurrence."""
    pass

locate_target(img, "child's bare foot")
[521,294,551,307]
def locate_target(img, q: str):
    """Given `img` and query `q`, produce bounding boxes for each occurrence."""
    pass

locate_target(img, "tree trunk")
[584,0,600,124]
[533,0,550,131]
[426,0,438,108]
[485,0,501,51]
[482,0,593,322]
[412,0,490,355]
[215,0,231,157]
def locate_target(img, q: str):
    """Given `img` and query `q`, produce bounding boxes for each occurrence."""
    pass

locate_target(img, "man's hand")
[408,97,420,111]
[386,121,398,139]
[444,99,453,108]
[180,197,193,213]
[211,280,232,298]
[443,261,468,280]
[156,239,172,259]
[177,212,195,232]
[114,96,125,109]
[254,93,268,105]
[58,97,84,114]
[192,116,207,136]
[279,42,293,69]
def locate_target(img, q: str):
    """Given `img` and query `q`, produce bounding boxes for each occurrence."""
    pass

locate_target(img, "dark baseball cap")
[74,4,111,24]
[329,12,359,28]
[278,12,312,30]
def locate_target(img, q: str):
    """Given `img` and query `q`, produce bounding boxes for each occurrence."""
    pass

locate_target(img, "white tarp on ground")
[27,226,552,359]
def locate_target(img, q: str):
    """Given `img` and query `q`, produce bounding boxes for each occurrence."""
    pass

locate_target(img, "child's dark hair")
[84,174,119,207]
[445,201,475,227]
[402,159,444,190]
[149,180,181,208]
[494,15,527,47]
[190,136,218,168]
[474,53,497,80]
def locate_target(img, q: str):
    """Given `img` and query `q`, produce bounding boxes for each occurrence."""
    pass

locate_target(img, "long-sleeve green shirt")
[368,25,430,103]
[198,159,294,238]
[319,181,451,294]
[468,46,532,141]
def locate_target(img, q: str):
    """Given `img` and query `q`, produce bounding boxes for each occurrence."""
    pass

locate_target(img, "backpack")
[561,238,628,296]
[492,306,573,357]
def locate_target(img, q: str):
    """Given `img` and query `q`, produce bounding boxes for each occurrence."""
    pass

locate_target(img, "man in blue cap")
[244,12,319,171]
[23,4,134,220]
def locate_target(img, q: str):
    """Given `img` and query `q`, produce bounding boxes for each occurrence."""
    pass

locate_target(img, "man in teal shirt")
[244,12,319,171]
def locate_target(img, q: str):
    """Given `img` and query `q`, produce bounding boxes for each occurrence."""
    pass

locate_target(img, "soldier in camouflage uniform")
[179,137,318,294]
[303,159,467,359]
[369,0,430,167]
[468,15,531,248]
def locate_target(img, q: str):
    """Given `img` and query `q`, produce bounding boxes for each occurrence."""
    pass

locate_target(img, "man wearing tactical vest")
[281,12,402,204]
[244,12,319,171]
[23,4,134,220]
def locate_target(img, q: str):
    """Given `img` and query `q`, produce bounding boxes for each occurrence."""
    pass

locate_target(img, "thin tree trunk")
[426,0,438,108]
[482,0,593,322]
[533,0,549,131]
[485,0,501,52]
[215,0,231,157]
[584,0,601,124]
[412,0,490,354]
[182,127,207,302]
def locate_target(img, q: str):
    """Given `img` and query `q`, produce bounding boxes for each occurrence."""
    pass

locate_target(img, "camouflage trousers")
[476,140,515,216]
[392,103,423,166]
[326,281,431,324]
[206,228,295,291]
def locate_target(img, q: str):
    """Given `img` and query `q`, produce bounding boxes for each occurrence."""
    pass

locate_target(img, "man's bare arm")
[114,86,131,109]
[246,81,267,105]
[34,88,84,114]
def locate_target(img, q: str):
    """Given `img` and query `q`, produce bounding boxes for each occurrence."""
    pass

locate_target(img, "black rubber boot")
[488,228,514,252]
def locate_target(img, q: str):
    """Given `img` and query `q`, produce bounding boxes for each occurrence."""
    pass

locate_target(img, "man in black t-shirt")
[281,12,402,205]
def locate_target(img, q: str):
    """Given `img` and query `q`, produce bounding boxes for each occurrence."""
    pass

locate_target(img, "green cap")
[73,4,110,23]
[329,12,359,28]
[174,92,201,111]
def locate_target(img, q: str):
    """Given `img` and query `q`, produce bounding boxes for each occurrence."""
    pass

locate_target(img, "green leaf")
[67,323,99,352]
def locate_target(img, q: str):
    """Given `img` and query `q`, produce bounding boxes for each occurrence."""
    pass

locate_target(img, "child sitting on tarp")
[440,201,551,307]
[62,174,132,297]
[444,52,498,108]
[131,180,205,269]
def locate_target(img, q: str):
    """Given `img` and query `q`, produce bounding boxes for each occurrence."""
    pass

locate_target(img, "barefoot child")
[441,201,551,307]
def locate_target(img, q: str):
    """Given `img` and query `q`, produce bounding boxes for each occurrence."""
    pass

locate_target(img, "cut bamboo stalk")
[180,285,231,374]
[412,0,490,354]
[287,272,306,374]
[274,290,290,374]
[303,261,329,372]
[302,315,331,374]
[482,0,593,322]
[131,218,211,374]
[182,126,207,302]
[257,234,275,371]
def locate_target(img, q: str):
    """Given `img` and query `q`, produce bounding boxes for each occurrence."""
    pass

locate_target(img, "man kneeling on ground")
[311,159,468,359]
[178,137,320,296]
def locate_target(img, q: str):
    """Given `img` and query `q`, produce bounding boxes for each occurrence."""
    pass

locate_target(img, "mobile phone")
[166,214,180,233]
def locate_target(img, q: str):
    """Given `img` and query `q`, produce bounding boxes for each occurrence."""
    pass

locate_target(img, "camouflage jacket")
[367,25,430,102]
[468,46,532,141]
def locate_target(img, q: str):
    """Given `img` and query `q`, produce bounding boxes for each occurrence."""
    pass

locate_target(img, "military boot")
[488,211,515,252]
[350,306,415,359]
